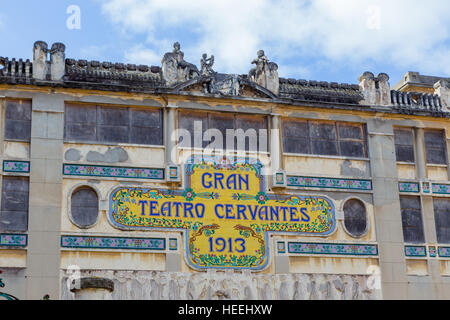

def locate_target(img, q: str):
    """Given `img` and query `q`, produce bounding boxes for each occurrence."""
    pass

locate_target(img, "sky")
[1,0,450,86]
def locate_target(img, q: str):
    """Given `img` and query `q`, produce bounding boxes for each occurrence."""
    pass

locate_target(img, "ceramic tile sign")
[109,156,336,270]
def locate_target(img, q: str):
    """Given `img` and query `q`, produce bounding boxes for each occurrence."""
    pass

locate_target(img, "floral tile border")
[0,234,27,247]
[438,247,450,258]
[404,245,427,257]
[398,182,420,193]
[432,183,450,195]
[287,242,378,256]
[2,161,30,173]
[63,164,165,180]
[286,176,372,191]
[61,235,166,251]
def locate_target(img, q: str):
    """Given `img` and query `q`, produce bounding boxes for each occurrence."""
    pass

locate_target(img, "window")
[0,177,29,231]
[4,99,31,141]
[394,129,415,163]
[400,196,425,243]
[434,198,450,244]
[178,111,268,152]
[343,199,367,237]
[424,130,447,165]
[283,120,368,158]
[64,104,163,145]
[70,187,99,228]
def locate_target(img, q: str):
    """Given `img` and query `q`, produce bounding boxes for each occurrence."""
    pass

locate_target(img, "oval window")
[343,199,367,237]
[71,187,99,228]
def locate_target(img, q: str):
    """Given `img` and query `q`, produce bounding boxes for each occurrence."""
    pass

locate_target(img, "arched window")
[71,187,99,228]
[343,199,367,237]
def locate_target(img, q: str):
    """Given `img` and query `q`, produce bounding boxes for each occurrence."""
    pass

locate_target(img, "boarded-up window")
[434,198,450,244]
[283,120,368,158]
[343,199,367,237]
[178,111,268,152]
[64,104,163,145]
[4,99,31,141]
[71,187,99,228]
[424,130,447,165]
[394,129,415,163]
[400,196,425,243]
[0,177,29,231]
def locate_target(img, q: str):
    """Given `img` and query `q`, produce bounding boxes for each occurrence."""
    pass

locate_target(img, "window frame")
[399,196,425,244]
[0,175,30,232]
[4,98,32,142]
[177,110,269,153]
[424,129,448,166]
[64,103,164,147]
[394,128,416,163]
[341,197,369,238]
[282,119,369,159]
[68,184,101,229]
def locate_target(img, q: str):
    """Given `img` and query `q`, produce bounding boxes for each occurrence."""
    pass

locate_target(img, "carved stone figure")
[200,53,215,76]
[161,42,199,85]
[248,50,279,95]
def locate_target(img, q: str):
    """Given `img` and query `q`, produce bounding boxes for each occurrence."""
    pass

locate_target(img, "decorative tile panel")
[2,161,30,173]
[404,246,427,257]
[432,183,450,195]
[61,235,166,251]
[398,182,420,193]
[169,238,178,251]
[277,241,286,254]
[429,246,437,258]
[422,182,431,194]
[0,234,27,247]
[287,176,372,191]
[438,247,450,258]
[287,242,378,256]
[63,164,164,180]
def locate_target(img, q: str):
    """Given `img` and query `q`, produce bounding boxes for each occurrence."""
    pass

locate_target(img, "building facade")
[0,41,449,300]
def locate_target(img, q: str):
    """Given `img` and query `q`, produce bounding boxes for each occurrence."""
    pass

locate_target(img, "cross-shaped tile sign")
[109,156,336,270]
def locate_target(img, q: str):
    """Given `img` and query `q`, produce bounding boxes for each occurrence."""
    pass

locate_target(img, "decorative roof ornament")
[200,53,215,76]
[248,50,279,95]
[161,42,199,86]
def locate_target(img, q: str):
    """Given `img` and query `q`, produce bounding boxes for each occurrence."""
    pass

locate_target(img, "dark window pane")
[0,177,29,232]
[426,148,447,165]
[344,199,367,237]
[5,100,32,121]
[340,141,365,158]
[425,130,447,164]
[394,129,414,146]
[4,100,31,141]
[178,112,208,148]
[400,196,425,243]
[97,125,129,143]
[310,122,336,140]
[424,131,445,149]
[97,107,129,126]
[130,127,162,145]
[235,115,267,152]
[283,121,309,138]
[396,145,415,163]
[338,124,363,140]
[64,123,97,141]
[71,187,99,228]
[311,139,338,156]
[284,138,309,154]
[131,109,161,128]
[65,104,97,124]
[434,198,450,244]
[4,120,31,141]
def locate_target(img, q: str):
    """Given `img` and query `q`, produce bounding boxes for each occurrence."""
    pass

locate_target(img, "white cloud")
[124,44,161,65]
[100,0,450,79]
